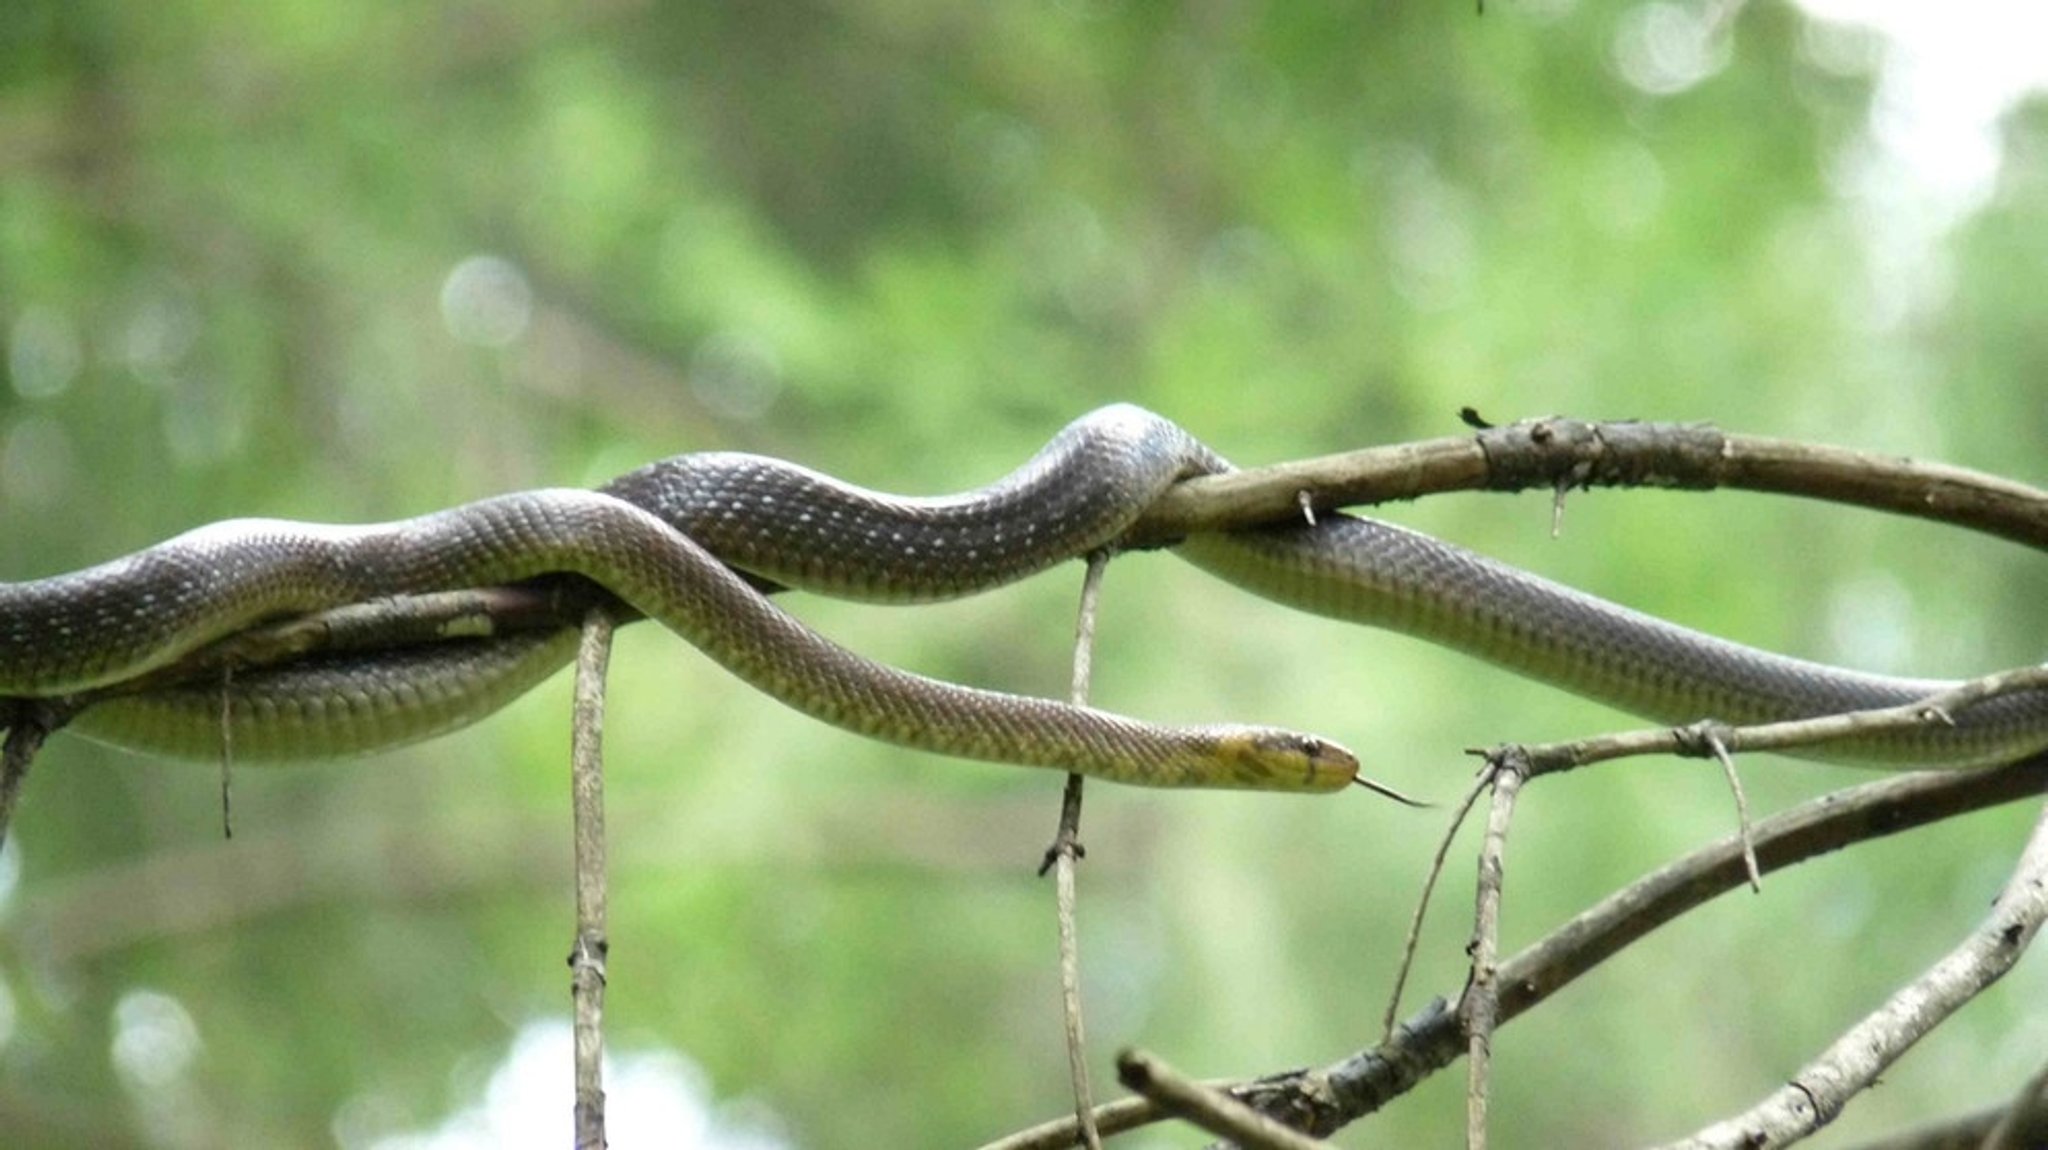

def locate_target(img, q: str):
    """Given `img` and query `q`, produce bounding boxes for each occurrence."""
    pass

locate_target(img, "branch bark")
[998,757,2048,1146]
[1656,799,2048,1148]
[569,609,614,1150]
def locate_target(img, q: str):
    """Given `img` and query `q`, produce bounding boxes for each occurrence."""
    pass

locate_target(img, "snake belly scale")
[3,405,2045,778]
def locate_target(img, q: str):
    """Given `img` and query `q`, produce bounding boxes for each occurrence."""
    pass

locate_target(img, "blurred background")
[2,2,2045,1146]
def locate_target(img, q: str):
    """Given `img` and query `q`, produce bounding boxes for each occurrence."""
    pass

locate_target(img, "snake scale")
[3,405,2043,787]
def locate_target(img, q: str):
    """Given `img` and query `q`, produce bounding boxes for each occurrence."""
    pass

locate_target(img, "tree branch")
[1133,419,2048,550]
[1462,749,1526,1150]
[1114,1049,1331,1150]
[569,609,614,1150]
[1655,799,2048,1148]
[1304,759,2048,1137]
[1046,551,1114,1150]
[994,760,2048,1146]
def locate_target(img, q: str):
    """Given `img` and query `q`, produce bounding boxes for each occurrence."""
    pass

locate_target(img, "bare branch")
[1483,666,2048,782]
[1720,434,2048,551]
[1115,1049,1331,1150]
[994,762,2048,1147]
[1462,750,1524,1149]
[1132,419,2048,550]
[1654,800,2048,1148]
[569,609,615,1150]
[1289,759,2048,1137]
[1702,731,1760,890]
[0,701,60,852]
[977,1086,1222,1150]
[1046,550,1114,1150]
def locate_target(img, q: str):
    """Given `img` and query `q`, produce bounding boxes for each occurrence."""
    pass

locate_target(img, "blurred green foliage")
[1,2,2044,1147]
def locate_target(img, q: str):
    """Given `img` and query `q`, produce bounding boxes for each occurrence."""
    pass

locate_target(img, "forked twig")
[1383,766,1493,1042]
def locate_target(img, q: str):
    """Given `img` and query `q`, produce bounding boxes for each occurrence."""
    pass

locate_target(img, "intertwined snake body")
[3,405,2043,783]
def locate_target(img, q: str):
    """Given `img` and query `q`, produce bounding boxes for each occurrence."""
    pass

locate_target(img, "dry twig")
[1461,748,1527,1150]
[569,609,614,1150]
[1115,1049,1330,1150]
[996,758,2048,1145]
[1383,766,1493,1042]
[1043,550,1114,1150]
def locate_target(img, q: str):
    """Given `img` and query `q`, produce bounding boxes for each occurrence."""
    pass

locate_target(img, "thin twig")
[0,703,59,853]
[1494,666,2048,783]
[1046,549,1113,1150]
[1384,765,1491,1042]
[1463,748,1526,1150]
[217,665,234,840]
[1701,731,1760,891]
[1115,1048,1331,1150]
[1654,799,2048,1149]
[975,1080,1247,1150]
[569,608,614,1150]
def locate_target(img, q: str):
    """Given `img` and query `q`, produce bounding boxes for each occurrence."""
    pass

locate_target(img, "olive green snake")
[2,405,2043,789]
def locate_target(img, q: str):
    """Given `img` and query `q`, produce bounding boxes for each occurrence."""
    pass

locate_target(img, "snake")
[2,405,2043,784]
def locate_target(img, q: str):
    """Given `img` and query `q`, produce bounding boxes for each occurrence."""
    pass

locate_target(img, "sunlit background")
[3,2,2046,1146]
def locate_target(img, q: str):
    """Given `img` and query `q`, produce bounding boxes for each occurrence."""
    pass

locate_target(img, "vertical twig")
[1691,727,1761,891]
[218,666,235,840]
[1464,748,1528,1150]
[0,702,53,853]
[1043,549,1113,1150]
[569,609,614,1150]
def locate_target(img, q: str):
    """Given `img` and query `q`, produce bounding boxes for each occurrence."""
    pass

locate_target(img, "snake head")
[1209,727,1359,793]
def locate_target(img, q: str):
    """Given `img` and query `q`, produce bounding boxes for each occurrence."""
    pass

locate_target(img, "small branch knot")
[1672,720,1737,758]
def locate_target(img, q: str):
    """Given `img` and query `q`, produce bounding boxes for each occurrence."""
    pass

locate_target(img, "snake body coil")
[3,405,2043,777]
[0,478,1350,791]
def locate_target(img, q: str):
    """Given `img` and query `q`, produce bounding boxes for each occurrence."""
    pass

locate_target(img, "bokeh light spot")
[1612,2,1732,96]
[440,255,534,348]
[111,989,202,1091]
[8,306,83,400]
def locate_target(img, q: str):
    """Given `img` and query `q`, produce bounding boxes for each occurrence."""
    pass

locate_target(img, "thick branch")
[1131,419,2048,550]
